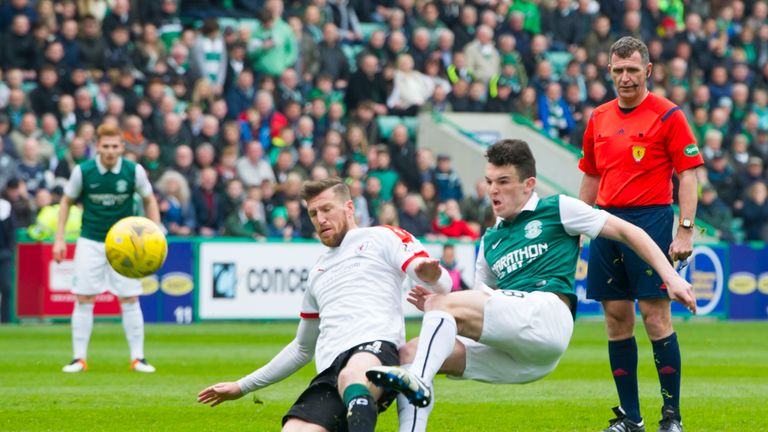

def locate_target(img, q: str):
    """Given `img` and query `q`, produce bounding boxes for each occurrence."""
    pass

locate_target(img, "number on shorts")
[500,290,526,298]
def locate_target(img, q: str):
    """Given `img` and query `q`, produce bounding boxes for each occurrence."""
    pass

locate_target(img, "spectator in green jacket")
[224,198,266,240]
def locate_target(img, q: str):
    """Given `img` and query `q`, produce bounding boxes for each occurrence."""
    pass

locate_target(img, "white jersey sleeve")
[299,285,319,319]
[474,238,498,289]
[559,195,609,239]
[134,164,153,198]
[64,165,83,199]
[379,225,429,272]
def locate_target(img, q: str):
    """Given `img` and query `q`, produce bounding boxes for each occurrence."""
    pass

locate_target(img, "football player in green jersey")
[367,139,696,432]
[53,124,161,373]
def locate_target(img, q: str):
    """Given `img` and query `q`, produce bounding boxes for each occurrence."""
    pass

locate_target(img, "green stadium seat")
[377,116,402,140]
[545,51,573,80]
[377,116,419,141]
[359,22,387,42]
[342,44,364,72]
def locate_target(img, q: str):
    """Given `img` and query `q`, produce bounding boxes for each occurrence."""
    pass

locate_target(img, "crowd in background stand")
[1,0,768,255]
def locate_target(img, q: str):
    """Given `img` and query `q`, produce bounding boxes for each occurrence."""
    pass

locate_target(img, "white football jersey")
[301,225,428,372]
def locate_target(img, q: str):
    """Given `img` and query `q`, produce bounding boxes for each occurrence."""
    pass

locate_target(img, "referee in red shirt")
[578,37,703,432]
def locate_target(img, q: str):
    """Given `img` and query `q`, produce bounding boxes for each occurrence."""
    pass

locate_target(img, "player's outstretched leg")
[62,301,94,373]
[366,366,431,407]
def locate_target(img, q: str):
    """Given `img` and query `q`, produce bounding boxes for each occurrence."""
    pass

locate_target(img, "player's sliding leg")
[339,352,383,432]
[120,297,155,373]
[368,291,486,406]
[63,295,95,372]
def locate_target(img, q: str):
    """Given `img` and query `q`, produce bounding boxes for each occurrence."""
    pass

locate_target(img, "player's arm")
[197,318,320,407]
[405,257,453,294]
[472,238,497,292]
[670,168,697,262]
[142,194,161,225]
[54,166,82,262]
[135,164,161,225]
[599,215,696,313]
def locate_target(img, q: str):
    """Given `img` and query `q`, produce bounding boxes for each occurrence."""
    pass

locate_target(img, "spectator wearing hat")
[77,15,108,72]
[707,151,740,206]
[739,156,766,188]
[697,183,735,242]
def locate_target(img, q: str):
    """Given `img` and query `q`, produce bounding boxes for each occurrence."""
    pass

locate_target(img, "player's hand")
[407,285,435,312]
[668,231,693,262]
[197,382,244,407]
[414,258,442,284]
[664,275,697,315]
[52,239,67,263]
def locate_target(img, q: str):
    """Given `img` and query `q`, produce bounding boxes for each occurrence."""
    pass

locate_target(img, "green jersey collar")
[497,192,540,227]
[96,157,123,175]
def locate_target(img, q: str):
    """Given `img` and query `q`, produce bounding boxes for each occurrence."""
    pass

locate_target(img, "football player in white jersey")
[198,177,454,432]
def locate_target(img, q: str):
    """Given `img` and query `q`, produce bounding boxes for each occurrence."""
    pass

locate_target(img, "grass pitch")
[1,320,766,431]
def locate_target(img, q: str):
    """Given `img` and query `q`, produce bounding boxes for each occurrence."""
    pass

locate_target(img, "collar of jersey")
[496,192,539,228]
[96,157,123,175]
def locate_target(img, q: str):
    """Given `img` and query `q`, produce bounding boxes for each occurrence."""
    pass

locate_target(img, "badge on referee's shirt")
[632,146,646,162]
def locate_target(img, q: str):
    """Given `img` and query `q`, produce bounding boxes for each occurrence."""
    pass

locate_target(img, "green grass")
[1,321,766,431]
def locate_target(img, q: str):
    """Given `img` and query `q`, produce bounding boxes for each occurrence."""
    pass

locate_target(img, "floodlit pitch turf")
[1,321,766,431]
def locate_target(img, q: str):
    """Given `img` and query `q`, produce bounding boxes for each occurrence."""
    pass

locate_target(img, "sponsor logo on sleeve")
[684,144,700,157]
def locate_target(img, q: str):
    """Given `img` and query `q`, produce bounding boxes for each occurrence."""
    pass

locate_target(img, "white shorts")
[453,290,574,384]
[72,237,142,297]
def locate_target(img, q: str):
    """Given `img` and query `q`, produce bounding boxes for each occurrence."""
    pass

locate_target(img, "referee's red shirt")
[578,93,704,208]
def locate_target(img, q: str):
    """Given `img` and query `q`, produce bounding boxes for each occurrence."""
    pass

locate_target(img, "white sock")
[397,391,433,432]
[121,302,145,360]
[409,311,457,386]
[72,302,94,360]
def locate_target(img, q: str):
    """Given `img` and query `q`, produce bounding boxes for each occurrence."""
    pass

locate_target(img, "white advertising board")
[198,242,476,319]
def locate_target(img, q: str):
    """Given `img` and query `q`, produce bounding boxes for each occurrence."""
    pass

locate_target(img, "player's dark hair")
[300,177,352,203]
[485,139,536,180]
[609,36,650,65]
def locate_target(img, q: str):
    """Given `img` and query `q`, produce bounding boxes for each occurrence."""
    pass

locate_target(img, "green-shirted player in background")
[367,139,697,432]
[53,124,161,373]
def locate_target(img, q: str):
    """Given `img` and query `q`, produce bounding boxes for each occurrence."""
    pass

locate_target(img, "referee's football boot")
[366,366,431,407]
[131,358,156,373]
[62,358,88,373]
[657,406,683,432]
[602,406,646,432]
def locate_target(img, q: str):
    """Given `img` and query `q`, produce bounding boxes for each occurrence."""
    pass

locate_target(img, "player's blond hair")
[96,123,122,139]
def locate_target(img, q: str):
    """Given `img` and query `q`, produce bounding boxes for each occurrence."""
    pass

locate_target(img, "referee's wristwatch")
[679,218,694,230]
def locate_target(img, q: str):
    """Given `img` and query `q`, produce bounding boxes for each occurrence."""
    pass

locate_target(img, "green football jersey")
[481,195,585,311]
[77,159,137,242]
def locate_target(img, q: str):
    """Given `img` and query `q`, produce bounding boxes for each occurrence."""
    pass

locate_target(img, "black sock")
[609,336,642,423]
[652,332,681,418]
[343,383,376,432]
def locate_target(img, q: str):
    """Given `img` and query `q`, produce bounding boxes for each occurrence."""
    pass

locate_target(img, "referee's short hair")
[485,139,536,180]
[300,177,351,203]
[610,36,650,65]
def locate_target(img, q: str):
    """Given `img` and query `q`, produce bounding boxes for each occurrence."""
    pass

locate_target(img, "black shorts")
[282,340,400,432]
[587,205,673,301]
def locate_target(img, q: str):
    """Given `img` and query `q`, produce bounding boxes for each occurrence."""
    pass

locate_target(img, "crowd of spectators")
[1,0,768,243]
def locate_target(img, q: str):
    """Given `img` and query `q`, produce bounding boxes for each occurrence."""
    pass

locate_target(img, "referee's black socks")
[343,383,376,432]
